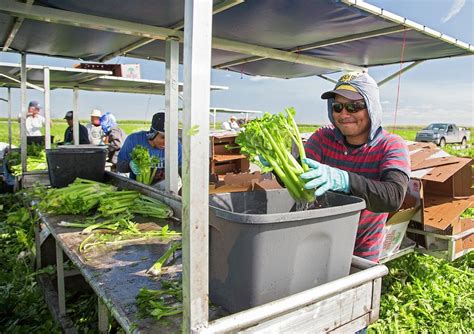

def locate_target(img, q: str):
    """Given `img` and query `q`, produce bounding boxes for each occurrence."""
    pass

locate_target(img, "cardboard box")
[379,178,422,259]
[380,207,419,259]
[209,171,281,194]
[74,63,141,79]
[116,64,141,79]
[210,133,249,178]
[455,218,474,253]
[406,142,474,253]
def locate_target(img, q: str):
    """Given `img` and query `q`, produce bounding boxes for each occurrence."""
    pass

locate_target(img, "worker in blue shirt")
[117,112,182,189]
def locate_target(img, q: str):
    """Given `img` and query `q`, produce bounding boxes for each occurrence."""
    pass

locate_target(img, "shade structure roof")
[210,107,262,115]
[0,62,228,94]
[1,0,472,79]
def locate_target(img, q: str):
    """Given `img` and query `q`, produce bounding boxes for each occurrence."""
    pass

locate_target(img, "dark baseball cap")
[29,100,41,109]
[146,112,165,140]
[64,110,73,120]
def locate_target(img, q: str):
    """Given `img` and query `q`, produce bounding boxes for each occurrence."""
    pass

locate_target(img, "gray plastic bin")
[209,189,365,313]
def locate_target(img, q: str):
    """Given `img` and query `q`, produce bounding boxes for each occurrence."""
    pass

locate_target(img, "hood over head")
[322,72,383,143]
[100,112,117,135]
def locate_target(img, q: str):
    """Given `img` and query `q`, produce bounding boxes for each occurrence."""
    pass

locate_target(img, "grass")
[0,121,148,146]
[1,121,472,159]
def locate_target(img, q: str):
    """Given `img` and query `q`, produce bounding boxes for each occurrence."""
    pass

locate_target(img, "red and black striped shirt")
[305,126,410,261]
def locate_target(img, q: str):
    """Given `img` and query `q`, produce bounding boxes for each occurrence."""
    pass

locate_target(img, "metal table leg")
[98,298,109,333]
[34,223,42,269]
[56,241,66,315]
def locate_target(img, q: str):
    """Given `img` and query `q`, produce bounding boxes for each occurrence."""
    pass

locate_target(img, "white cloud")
[381,100,391,105]
[441,0,465,23]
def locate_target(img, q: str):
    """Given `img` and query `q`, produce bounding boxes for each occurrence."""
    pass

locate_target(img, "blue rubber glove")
[129,160,141,175]
[300,158,350,197]
[258,155,271,167]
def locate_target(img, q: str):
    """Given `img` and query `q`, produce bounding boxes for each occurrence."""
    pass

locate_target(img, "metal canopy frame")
[1,0,34,52]
[0,0,364,73]
[343,0,472,51]
[2,61,227,190]
[0,62,228,93]
[0,0,471,80]
[209,107,262,129]
[98,0,245,63]
[213,25,410,69]
[1,0,472,332]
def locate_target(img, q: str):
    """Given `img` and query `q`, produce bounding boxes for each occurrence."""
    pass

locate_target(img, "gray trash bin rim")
[210,191,366,224]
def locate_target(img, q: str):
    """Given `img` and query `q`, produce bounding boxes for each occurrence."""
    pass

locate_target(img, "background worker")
[62,111,90,144]
[221,115,240,131]
[117,112,182,189]
[100,112,126,166]
[24,101,46,136]
[299,72,410,263]
[86,109,105,145]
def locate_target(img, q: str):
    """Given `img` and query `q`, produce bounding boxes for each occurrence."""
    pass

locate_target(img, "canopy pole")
[73,87,79,145]
[0,71,44,91]
[182,0,213,331]
[213,109,217,129]
[165,36,180,194]
[20,53,27,173]
[7,88,12,149]
[378,61,424,86]
[44,67,51,149]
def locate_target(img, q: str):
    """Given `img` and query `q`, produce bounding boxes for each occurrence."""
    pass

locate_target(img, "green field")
[1,121,472,158]
[0,120,148,146]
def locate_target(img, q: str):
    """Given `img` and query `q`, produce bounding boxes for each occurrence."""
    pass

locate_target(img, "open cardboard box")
[209,171,282,194]
[407,142,473,252]
[381,207,419,259]
[381,179,421,258]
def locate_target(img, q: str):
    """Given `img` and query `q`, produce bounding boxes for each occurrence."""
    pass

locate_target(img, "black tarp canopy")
[1,0,472,78]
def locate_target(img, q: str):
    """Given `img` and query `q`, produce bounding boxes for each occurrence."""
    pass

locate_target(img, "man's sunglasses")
[332,101,367,113]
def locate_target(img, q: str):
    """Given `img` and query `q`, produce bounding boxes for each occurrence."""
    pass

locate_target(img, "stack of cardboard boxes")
[407,143,473,258]
[381,142,473,260]
[209,132,250,181]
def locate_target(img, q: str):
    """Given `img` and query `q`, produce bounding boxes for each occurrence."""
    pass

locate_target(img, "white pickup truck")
[415,123,471,147]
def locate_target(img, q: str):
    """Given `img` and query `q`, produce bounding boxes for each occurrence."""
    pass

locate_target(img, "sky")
[0,0,473,127]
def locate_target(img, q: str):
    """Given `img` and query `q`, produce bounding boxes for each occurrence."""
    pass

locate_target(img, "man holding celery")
[300,72,410,262]
[117,112,182,189]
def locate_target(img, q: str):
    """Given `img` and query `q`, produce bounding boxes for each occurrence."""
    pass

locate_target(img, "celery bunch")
[235,107,315,203]
[131,196,174,219]
[39,178,116,215]
[130,145,160,185]
[96,192,174,219]
[59,213,139,234]
[98,191,141,216]
[78,224,180,253]
[6,144,48,176]
[136,279,182,321]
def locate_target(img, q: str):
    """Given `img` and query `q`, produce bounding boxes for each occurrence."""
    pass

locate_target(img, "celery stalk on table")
[147,241,182,276]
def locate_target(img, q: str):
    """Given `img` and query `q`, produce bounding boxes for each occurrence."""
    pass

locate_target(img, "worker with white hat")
[221,115,240,131]
[86,109,105,145]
